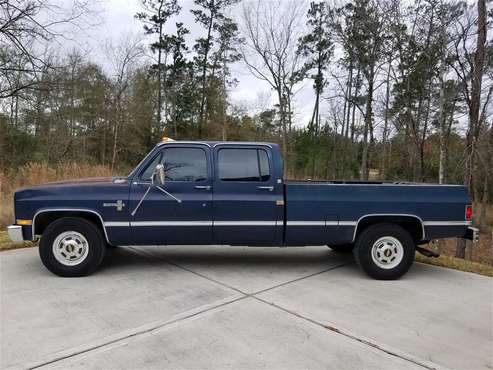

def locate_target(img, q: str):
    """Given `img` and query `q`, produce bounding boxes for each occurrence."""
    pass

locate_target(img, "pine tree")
[136,0,181,133]
[298,1,334,177]
[191,0,240,138]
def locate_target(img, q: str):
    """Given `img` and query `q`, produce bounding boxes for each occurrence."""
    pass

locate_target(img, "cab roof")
[156,140,278,148]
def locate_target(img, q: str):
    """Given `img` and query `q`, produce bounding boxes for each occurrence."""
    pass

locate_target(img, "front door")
[129,145,213,245]
[212,145,282,245]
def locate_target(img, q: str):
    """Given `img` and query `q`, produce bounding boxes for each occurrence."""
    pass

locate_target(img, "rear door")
[212,145,282,245]
[129,144,213,245]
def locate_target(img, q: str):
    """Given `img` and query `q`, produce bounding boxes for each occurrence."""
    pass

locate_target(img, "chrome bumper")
[464,227,479,242]
[7,225,24,242]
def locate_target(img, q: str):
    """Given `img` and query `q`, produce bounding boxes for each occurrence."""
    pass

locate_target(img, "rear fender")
[352,214,425,243]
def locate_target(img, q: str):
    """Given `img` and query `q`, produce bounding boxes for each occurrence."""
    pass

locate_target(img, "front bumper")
[7,225,24,242]
[464,226,479,242]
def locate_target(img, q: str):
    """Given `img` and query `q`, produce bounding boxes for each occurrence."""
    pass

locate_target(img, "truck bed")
[283,181,470,245]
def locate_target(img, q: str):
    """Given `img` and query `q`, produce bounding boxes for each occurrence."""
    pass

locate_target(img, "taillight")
[465,205,473,221]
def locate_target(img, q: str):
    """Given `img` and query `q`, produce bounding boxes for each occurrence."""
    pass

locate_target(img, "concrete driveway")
[1,245,492,370]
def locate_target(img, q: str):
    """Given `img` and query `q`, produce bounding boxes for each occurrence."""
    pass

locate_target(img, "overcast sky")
[66,0,316,128]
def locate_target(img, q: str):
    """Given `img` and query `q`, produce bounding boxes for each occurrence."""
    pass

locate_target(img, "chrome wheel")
[371,236,403,269]
[52,231,89,266]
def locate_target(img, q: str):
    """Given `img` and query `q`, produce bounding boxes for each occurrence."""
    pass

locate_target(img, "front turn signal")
[16,219,32,225]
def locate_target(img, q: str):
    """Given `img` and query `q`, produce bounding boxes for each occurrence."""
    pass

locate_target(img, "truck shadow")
[99,246,442,281]
[100,245,354,272]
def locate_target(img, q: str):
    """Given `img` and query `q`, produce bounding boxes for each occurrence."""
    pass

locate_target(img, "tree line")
[0,0,491,212]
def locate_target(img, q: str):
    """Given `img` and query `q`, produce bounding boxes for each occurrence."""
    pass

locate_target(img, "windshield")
[127,146,158,179]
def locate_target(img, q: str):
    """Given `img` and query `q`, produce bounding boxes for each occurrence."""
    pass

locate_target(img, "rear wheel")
[327,244,354,253]
[353,223,415,280]
[39,217,106,277]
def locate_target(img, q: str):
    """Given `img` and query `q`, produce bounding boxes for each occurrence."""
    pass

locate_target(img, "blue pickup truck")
[8,140,478,279]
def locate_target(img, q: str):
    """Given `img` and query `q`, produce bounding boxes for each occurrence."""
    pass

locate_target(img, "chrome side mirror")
[131,162,180,216]
[153,164,166,186]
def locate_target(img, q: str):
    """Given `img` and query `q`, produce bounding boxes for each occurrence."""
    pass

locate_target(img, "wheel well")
[354,216,424,243]
[34,211,107,242]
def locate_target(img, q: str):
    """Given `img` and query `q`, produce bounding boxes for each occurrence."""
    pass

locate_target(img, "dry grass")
[425,231,493,266]
[415,253,493,277]
[0,231,35,251]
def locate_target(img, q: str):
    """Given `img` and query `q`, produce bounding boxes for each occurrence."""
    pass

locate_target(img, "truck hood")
[12,176,131,223]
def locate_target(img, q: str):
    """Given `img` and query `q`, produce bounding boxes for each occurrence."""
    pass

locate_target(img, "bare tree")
[447,0,491,258]
[105,34,144,169]
[350,0,387,181]
[240,0,305,174]
[449,0,490,190]
[0,0,96,98]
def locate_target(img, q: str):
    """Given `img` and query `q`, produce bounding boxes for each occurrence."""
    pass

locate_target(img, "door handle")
[257,186,274,191]
[195,185,211,190]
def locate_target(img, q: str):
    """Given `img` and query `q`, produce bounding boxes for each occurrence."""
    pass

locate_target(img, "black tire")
[353,223,415,280]
[39,217,106,277]
[328,244,354,253]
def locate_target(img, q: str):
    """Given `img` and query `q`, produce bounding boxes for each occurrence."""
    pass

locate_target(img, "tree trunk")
[455,238,467,259]
[111,117,118,170]
[479,175,488,230]
[438,76,446,184]
[459,0,486,258]
[157,23,163,133]
[198,5,215,139]
[464,0,487,191]
[360,72,374,181]
[380,61,391,179]
[277,88,288,176]
[111,91,122,170]
[310,89,320,178]
[419,90,432,182]
[344,62,353,139]
[350,67,360,143]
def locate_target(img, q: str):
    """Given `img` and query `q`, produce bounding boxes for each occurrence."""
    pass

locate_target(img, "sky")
[60,0,316,128]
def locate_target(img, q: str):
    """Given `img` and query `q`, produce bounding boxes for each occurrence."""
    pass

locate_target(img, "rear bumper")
[464,227,479,242]
[7,225,24,242]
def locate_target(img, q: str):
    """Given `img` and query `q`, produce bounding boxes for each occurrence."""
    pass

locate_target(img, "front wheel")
[39,217,106,277]
[353,223,415,280]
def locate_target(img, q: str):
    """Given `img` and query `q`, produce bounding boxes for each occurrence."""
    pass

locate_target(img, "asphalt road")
[1,245,492,370]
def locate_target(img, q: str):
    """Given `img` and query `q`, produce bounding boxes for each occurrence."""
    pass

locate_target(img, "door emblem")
[103,200,125,211]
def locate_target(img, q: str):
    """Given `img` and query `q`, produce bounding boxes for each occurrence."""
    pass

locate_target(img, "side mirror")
[153,164,166,186]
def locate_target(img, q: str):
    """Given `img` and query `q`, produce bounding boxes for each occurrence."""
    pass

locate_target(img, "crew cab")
[7,140,479,279]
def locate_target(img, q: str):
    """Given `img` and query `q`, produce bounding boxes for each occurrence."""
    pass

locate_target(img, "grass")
[0,231,35,251]
[415,253,493,277]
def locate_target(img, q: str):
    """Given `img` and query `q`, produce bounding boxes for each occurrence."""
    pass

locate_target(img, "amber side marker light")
[16,219,32,225]
[465,205,473,221]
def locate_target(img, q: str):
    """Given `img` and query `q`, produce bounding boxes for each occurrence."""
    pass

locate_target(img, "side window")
[218,148,270,182]
[259,149,270,181]
[140,147,207,182]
